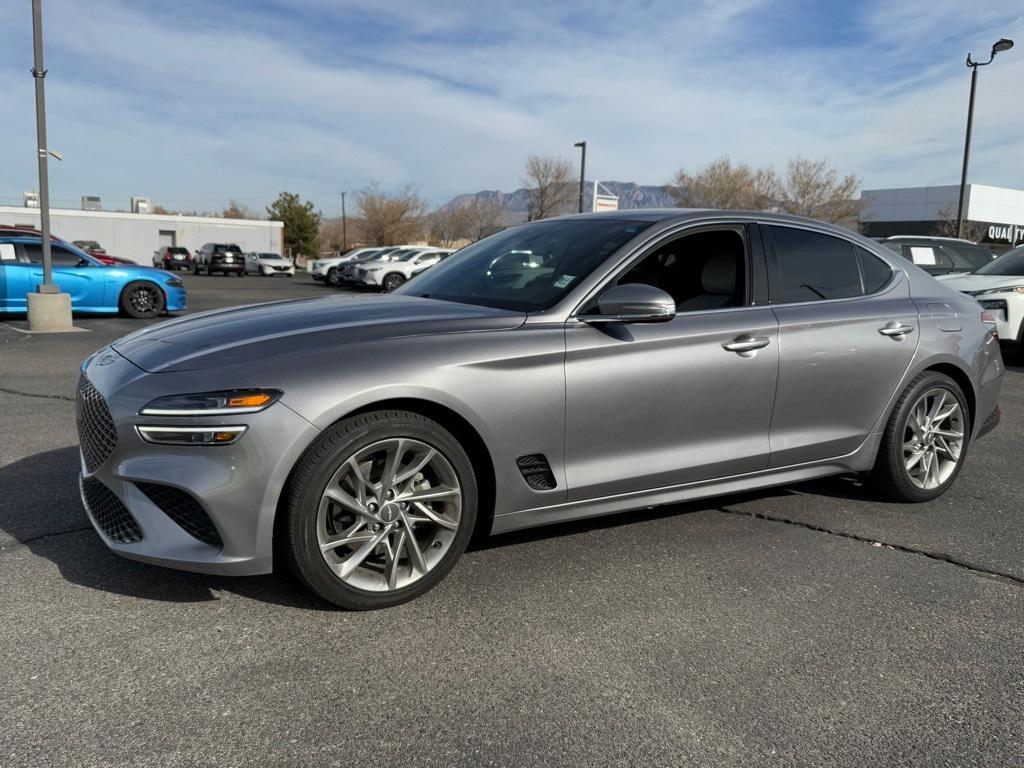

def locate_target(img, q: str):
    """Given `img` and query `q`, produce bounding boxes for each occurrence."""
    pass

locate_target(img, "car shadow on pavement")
[0,447,332,611]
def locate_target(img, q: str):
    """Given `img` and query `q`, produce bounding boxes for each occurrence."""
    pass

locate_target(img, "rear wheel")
[870,371,970,502]
[383,273,406,292]
[119,281,165,319]
[282,410,477,610]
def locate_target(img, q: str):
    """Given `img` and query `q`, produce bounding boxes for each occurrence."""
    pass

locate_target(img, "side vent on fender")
[516,454,557,491]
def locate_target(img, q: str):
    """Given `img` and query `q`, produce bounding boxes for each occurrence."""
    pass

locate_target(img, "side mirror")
[579,283,675,324]
[77,258,92,267]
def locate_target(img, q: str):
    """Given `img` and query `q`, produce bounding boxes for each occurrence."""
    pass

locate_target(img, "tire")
[237,270,245,277]
[282,410,477,610]
[192,261,200,275]
[119,280,166,319]
[382,273,406,292]
[326,267,340,287]
[869,371,971,502]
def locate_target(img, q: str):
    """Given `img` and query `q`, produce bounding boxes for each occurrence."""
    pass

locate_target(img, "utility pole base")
[26,291,73,332]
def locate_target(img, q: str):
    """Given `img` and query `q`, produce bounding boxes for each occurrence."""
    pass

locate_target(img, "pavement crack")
[0,386,75,402]
[717,506,1024,588]
[0,525,93,555]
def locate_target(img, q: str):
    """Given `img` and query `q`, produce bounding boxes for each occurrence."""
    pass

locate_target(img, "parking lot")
[2,272,1023,767]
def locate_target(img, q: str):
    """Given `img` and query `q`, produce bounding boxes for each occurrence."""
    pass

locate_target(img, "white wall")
[860,184,1024,226]
[0,207,284,264]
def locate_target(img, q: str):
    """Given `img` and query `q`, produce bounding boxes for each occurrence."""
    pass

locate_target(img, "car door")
[563,223,780,501]
[20,243,107,307]
[762,223,919,467]
[0,242,34,311]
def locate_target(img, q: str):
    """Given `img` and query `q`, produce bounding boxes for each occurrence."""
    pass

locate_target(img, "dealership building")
[859,184,1024,251]
[0,205,283,265]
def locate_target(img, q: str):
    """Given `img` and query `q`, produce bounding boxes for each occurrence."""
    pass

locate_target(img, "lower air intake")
[516,454,557,491]
[80,476,144,543]
[135,482,223,548]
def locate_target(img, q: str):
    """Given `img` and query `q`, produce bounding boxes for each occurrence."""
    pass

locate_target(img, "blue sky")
[0,0,1021,215]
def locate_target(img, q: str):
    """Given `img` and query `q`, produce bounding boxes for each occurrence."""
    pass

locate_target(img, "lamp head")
[992,38,1014,54]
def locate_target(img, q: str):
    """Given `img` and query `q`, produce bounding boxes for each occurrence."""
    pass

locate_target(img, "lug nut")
[372,523,381,532]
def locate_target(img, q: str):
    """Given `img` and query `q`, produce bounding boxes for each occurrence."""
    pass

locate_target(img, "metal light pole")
[32,0,54,291]
[955,38,1014,238]
[340,191,348,252]
[574,141,586,213]
[26,0,71,331]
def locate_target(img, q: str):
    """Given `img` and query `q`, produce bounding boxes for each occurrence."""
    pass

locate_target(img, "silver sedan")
[77,210,1004,609]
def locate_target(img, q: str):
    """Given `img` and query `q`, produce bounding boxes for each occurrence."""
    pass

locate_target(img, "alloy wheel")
[384,274,405,292]
[129,285,159,316]
[316,438,462,592]
[902,387,965,490]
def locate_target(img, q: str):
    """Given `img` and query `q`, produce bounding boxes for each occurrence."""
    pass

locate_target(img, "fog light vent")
[136,482,223,548]
[516,454,557,491]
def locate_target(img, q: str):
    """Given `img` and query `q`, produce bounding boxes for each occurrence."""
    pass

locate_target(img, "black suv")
[193,243,245,276]
[153,246,192,270]
[877,236,993,277]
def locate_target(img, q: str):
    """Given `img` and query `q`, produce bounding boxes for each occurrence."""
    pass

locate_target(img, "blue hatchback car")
[0,230,187,318]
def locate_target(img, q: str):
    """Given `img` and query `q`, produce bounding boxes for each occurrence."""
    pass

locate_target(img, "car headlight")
[136,425,247,446]
[983,285,1024,295]
[166,277,183,287]
[138,389,282,416]
[366,266,384,272]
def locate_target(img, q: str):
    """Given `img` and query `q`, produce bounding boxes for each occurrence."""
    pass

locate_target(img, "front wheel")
[382,273,406,292]
[119,281,166,319]
[870,371,970,502]
[282,410,477,610]
[326,267,340,287]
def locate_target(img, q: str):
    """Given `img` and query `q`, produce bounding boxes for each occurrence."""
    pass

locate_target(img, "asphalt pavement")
[2,272,1023,767]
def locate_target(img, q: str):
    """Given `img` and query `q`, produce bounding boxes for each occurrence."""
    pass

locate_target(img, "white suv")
[311,246,412,286]
[938,244,1024,354]
[355,248,453,291]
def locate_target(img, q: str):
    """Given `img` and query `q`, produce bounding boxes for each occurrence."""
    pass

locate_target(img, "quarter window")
[856,247,893,294]
[766,226,862,303]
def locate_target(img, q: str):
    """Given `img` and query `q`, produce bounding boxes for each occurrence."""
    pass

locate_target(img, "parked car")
[193,243,245,276]
[937,244,1024,354]
[336,247,411,285]
[311,247,385,285]
[0,229,186,318]
[76,210,1002,609]
[153,246,192,270]
[73,239,106,254]
[312,246,408,286]
[356,248,453,291]
[878,236,993,277]
[245,252,295,277]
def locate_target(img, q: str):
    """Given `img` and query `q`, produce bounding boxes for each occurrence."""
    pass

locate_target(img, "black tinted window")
[21,243,84,267]
[857,247,893,293]
[767,226,862,303]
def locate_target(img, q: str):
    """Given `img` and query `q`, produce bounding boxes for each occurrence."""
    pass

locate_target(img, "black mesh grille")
[136,482,223,548]
[516,454,557,491]
[80,476,143,543]
[76,375,118,473]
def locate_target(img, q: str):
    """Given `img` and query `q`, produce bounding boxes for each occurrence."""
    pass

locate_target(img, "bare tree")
[321,216,365,252]
[934,203,987,242]
[522,154,576,221]
[357,184,428,245]
[222,199,258,219]
[669,157,778,211]
[776,157,863,227]
[428,206,471,248]
[462,198,504,241]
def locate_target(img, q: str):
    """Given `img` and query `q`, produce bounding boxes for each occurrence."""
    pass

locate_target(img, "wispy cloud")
[0,0,1021,213]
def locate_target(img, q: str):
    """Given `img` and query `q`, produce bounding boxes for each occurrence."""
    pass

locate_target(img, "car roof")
[883,235,978,244]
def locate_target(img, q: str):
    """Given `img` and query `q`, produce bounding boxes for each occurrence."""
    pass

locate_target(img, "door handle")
[722,335,771,355]
[878,322,915,338]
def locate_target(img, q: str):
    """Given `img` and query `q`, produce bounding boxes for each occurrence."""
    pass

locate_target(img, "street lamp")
[955,37,1014,238]
[340,191,348,252]
[26,0,72,331]
[574,140,586,213]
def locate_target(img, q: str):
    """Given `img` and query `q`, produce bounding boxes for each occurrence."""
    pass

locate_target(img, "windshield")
[395,218,654,311]
[975,245,1024,276]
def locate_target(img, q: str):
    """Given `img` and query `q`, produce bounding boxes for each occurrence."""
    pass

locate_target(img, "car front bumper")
[76,349,319,576]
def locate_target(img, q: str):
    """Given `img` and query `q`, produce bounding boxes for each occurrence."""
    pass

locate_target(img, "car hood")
[935,274,1024,293]
[111,294,526,372]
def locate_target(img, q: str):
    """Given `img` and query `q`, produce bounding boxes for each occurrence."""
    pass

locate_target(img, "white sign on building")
[592,181,619,212]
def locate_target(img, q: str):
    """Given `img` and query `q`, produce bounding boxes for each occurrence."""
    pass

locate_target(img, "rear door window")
[765,226,863,303]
